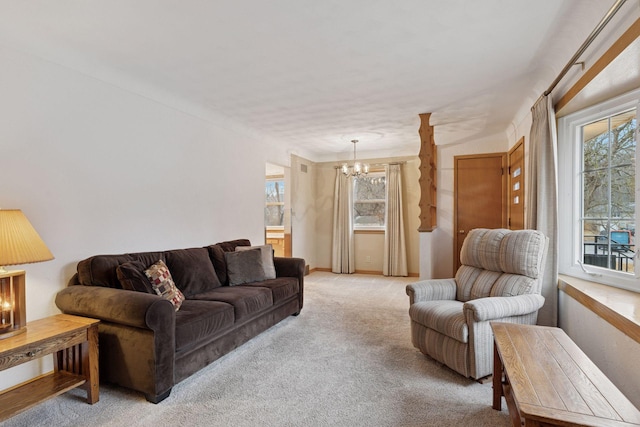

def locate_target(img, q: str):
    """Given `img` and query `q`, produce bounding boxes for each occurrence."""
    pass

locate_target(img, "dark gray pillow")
[236,244,276,279]
[224,249,265,285]
[116,261,154,293]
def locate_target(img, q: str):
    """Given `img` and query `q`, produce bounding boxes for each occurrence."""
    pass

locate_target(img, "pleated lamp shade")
[0,210,54,269]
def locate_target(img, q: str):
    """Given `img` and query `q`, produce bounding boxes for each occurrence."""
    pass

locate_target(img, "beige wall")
[0,45,293,389]
[290,154,317,269]
[314,156,420,275]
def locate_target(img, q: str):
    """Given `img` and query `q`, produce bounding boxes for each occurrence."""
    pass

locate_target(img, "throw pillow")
[144,259,185,311]
[116,260,154,293]
[164,248,222,297]
[224,249,265,285]
[236,244,276,279]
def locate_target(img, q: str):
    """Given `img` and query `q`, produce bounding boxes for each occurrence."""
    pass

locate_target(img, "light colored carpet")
[4,272,510,426]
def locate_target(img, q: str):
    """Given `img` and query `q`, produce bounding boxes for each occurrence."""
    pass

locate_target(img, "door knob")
[459,230,465,234]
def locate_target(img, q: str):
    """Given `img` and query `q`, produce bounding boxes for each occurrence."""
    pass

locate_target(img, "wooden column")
[418,113,437,231]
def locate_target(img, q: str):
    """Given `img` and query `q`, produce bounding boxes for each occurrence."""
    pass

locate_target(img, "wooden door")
[454,153,507,273]
[508,137,525,230]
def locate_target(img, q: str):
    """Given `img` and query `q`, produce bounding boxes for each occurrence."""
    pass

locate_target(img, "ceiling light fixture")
[341,139,369,177]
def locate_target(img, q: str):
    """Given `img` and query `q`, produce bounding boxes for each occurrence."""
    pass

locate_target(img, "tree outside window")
[265,178,285,227]
[581,108,636,273]
[353,172,386,229]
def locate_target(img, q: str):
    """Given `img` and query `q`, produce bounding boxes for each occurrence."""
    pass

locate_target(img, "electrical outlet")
[365,256,371,263]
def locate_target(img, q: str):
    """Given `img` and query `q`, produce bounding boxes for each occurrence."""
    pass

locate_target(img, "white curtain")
[526,94,559,327]
[383,164,408,276]
[332,169,355,273]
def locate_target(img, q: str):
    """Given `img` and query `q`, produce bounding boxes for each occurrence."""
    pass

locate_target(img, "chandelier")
[341,139,369,177]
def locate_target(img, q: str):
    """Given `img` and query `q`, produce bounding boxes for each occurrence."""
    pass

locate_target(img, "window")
[265,178,284,227]
[558,89,639,290]
[353,172,386,230]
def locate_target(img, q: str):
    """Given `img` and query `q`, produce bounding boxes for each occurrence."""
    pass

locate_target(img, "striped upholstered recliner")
[406,228,548,379]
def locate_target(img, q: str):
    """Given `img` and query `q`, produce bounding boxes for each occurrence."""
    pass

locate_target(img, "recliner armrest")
[406,279,457,304]
[55,285,175,331]
[463,294,545,322]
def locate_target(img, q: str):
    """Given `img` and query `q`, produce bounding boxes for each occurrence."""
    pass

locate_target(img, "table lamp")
[0,209,54,338]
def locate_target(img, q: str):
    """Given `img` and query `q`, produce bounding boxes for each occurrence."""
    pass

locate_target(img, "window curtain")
[383,164,408,276]
[526,94,559,327]
[332,169,355,273]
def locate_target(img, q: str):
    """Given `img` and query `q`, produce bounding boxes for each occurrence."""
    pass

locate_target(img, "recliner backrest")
[454,228,547,302]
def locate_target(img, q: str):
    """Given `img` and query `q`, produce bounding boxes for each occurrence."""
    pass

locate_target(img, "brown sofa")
[55,239,304,403]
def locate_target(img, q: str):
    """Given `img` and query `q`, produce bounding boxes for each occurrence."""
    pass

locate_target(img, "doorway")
[453,153,507,272]
[265,163,292,257]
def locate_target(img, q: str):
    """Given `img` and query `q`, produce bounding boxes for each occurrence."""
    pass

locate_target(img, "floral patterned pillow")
[144,260,185,311]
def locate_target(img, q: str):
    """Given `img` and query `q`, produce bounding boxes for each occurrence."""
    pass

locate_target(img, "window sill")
[558,274,640,345]
[354,229,384,234]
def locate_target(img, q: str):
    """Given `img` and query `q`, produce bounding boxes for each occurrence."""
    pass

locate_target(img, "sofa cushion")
[236,244,276,280]
[238,277,299,304]
[116,261,154,293]
[216,239,251,252]
[175,300,235,353]
[145,260,185,311]
[225,249,266,285]
[77,254,133,288]
[191,286,273,320]
[409,300,468,343]
[164,248,221,297]
[128,252,167,271]
[205,244,228,285]
[76,252,167,289]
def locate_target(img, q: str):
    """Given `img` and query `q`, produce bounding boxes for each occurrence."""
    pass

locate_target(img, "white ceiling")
[0,1,623,161]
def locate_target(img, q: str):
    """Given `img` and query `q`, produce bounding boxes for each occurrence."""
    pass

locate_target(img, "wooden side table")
[0,314,100,421]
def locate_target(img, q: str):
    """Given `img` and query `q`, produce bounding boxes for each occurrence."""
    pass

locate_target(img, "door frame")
[508,137,525,230]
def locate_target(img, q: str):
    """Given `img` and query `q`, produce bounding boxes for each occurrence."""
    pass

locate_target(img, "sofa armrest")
[273,257,305,312]
[406,279,457,305]
[274,257,304,278]
[56,284,176,403]
[55,285,175,331]
[463,294,545,322]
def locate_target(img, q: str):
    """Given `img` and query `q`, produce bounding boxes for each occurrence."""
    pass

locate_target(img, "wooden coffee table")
[0,314,100,421]
[491,322,640,426]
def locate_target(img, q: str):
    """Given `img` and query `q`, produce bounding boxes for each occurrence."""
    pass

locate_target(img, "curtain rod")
[333,161,407,169]
[544,0,627,96]
[371,161,407,167]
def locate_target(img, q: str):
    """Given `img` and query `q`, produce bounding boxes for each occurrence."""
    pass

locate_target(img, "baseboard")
[355,269,383,275]
[309,268,382,275]
[308,267,419,277]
